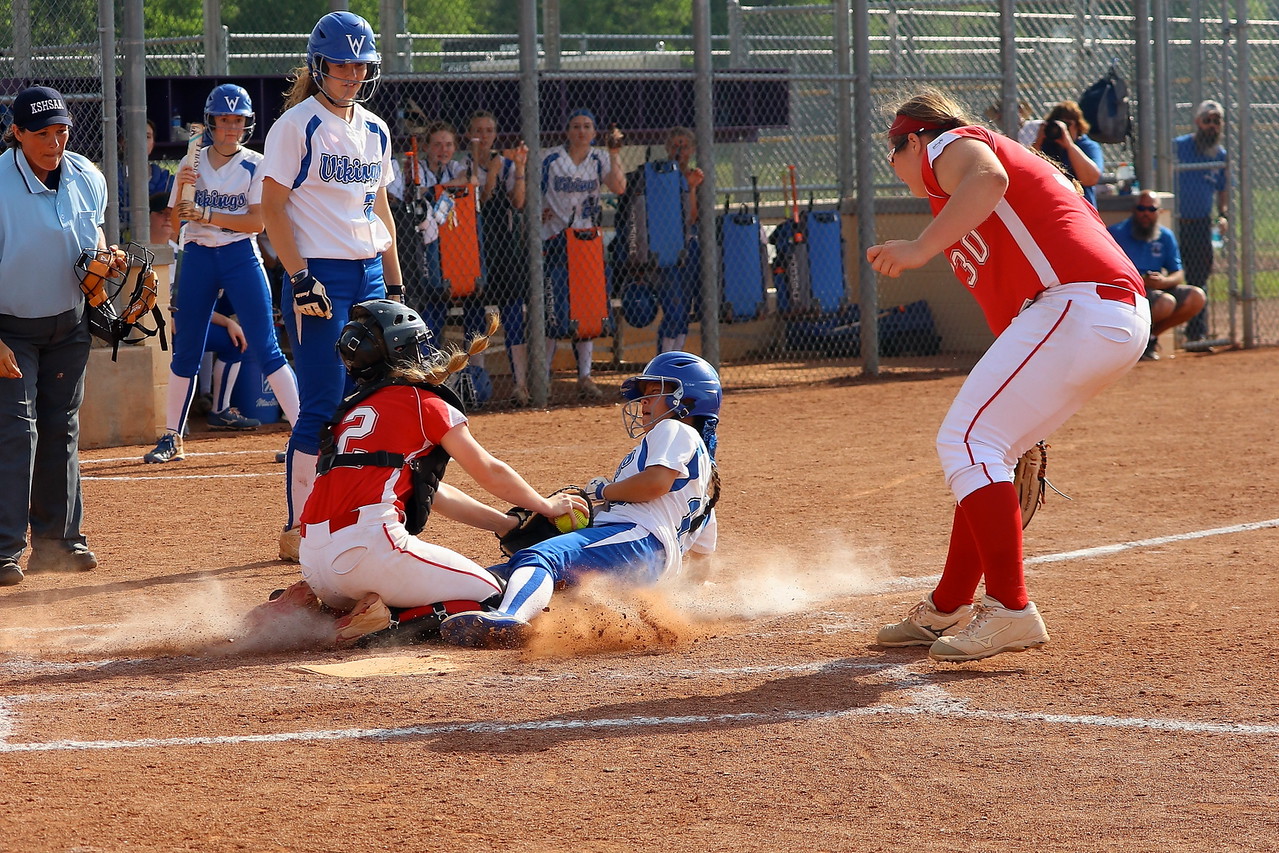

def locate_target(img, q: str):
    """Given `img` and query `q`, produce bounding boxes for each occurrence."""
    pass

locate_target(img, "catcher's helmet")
[337,299,433,383]
[620,351,721,438]
[204,84,255,139]
[307,11,381,105]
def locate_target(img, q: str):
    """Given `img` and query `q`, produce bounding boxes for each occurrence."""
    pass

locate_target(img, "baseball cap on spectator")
[13,86,73,131]
[1195,99,1224,119]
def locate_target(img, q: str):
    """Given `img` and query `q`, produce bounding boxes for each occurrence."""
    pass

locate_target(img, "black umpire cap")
[13,86,74,132]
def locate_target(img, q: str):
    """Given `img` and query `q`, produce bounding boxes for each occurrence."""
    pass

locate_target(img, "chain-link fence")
[3,0,1276,409]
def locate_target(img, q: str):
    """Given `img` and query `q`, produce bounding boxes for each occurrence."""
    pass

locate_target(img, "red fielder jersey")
[920,125,1144,333]
[300,385,467,525]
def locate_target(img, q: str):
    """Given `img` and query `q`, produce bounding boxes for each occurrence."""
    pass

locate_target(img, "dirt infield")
[3,347,1278,853]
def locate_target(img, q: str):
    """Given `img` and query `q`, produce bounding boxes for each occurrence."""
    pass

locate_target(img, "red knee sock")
[932,503,983,614]
[959,481,1028,611]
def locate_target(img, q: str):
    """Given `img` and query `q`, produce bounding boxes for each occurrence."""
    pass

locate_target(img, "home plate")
[291,655,458,678]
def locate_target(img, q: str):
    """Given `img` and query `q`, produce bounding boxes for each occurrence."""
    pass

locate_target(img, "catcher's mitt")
[1014,441,1049,529]
[497,486,592,558]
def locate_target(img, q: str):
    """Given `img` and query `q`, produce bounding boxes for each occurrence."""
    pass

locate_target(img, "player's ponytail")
[282,65,320,112]
[393,311,499,386]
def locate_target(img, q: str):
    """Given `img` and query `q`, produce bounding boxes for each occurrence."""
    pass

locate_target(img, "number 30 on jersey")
[948,230,990,288]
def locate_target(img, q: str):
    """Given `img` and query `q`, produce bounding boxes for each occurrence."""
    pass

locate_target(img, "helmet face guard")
[204,83,256,143]
[619,352,722,439]
[307,11,382,107]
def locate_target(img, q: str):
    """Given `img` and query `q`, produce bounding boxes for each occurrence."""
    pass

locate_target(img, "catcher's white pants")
[938,282,1150,503]
[299,505,503,611]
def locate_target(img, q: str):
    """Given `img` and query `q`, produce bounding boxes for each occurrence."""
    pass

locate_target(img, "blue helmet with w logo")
[307,11,381,105]
[204,84,255,139]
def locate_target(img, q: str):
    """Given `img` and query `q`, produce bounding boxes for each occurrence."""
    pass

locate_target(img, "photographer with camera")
[1031,100,1104,207]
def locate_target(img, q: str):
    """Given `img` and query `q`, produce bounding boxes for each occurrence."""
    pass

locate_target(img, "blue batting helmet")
[204,84,255,139]
[620,351,722,438]
[307,12,381,104]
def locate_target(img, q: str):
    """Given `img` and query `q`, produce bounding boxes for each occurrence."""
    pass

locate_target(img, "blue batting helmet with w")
[204,83,255,137]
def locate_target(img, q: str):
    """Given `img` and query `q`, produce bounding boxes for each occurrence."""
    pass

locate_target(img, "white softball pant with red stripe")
[938,281,1151,502]
[299,506,503,611]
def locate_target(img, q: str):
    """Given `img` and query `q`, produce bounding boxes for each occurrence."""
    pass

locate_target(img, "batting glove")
[291,269,333,319]
[587,476,611,504]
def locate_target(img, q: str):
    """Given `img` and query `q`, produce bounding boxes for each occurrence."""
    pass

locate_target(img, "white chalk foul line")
[3,661,1277,754]
[83,472,282,481]
[81,449,278,465]
[1025,517,1279,565]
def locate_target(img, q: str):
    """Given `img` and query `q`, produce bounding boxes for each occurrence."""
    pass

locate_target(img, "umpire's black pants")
[0,306,91,561]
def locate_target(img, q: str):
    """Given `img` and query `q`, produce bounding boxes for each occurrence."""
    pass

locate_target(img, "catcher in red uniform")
[268,299,585,645]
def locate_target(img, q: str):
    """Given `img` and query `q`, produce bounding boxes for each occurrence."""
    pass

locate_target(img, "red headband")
[888,114,944,138]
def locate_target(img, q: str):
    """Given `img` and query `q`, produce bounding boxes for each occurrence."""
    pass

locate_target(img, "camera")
[1044,121,1064,142]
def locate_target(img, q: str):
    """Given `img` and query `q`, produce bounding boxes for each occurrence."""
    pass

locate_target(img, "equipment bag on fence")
[803,208,845,314]
[564,226,611,339]
[433,184,485,299]
[718,178,769,322]
[784,299,941,358]
[1079,64,1132,145]
[613,159,688,277]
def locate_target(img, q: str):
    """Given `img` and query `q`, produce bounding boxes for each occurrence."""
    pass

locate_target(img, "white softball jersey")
[595,418,717,577]
[259,98,393,261]
[539,146,613,240]
[168,147,263,250]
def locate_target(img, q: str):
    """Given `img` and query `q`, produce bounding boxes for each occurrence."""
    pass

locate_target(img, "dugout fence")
[2,0,1276,408]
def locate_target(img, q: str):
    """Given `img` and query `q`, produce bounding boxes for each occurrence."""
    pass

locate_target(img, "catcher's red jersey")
[301,386,466,525]
[921,125,1143,333]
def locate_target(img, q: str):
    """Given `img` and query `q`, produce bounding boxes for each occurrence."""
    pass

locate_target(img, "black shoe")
[1140,340,1160,361]
[26,544,98,574]
[0,558,22,586]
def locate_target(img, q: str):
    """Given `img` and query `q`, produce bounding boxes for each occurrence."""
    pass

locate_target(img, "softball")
[554,507,590,534]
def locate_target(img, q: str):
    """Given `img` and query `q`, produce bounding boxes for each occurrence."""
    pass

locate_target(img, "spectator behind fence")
[389,120,467,340]
[1030,100,1103,207]
[1174,99,1229,343]
[461,110,532,405]
[539,108,627,400]
[0,86,119,586]
[656,126,703,354]
[1107,191,1204,361]
[118,119,174,241]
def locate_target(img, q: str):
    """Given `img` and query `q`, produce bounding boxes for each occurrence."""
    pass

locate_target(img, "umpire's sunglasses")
[1134,205,1159,212]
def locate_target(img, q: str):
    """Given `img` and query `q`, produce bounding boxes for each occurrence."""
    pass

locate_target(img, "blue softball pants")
[283,255,385,455]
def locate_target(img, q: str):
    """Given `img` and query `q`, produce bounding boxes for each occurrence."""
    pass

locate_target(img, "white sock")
[671,333,687,352]
[509,344,529,392]
[500,565,555,622]
[267,364,301,426]
[287,449,318,530]
[660,337,677,354]
[212,361,242,412]
[198,352,214,396]
[166,372,196,434]
[576,340,594,379]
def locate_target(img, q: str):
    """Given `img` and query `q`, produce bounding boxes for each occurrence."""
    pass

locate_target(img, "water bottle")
[170,110,183,143]
[1116,162,1134,195]
[1212,222,1224,251]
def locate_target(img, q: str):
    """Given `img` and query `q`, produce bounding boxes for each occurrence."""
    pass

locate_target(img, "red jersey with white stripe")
[921,126,1143,333]
[300,385,467,525]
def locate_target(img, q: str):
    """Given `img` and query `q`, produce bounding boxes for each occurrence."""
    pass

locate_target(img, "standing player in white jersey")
[144,84,300,465]
[867,89,1149,662]
[260,11,404,562]
[441,351,721,649]
[540,109,626,400]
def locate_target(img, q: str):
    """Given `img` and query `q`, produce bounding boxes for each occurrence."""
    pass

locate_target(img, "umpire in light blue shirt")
[0,86,117,586]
